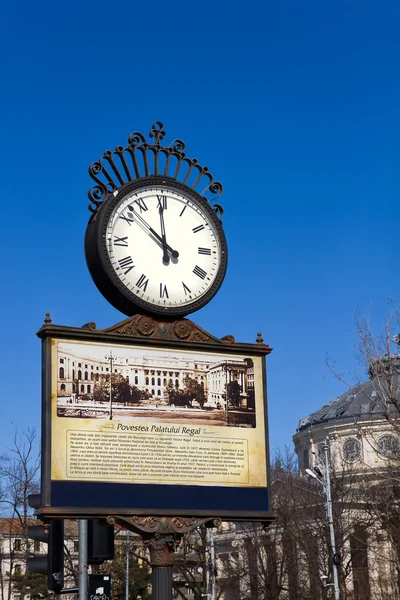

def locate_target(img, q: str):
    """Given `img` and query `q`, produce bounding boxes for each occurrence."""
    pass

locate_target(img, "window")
[151,377,155,385]
[60,384,66,391]
[14,564,22,575]
[318,442,327,461]
[14,539,21,551]
[151,389,155,395]
[343,438,361,463]
[78,363,82,368]
[303,447,310,469]
[84,371,88,380]
[157,390,161,396]
[34,540,40,552]
[78,370,82,380]
[87,385,91,393]
[74,541,79,552]
[135,377,138,385]
[80,385,85,392]
[60,358,64,364]
[85,364,88,369]
[145,377,149,385]
[59,367,65,379]
[378,435,399,458]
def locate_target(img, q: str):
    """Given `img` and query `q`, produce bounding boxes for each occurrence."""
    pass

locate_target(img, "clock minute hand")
[158,206,179,264]
[128,205,179,258]
[159,207,172,263]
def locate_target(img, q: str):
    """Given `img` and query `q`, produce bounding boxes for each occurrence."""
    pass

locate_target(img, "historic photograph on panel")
[56,341,257,428]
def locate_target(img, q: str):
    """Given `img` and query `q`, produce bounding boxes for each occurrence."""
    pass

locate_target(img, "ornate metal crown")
[87,121,224,215]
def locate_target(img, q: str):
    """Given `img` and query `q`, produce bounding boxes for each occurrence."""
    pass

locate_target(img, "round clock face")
[85,178,228,317]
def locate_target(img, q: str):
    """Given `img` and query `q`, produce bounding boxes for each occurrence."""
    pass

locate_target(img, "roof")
[297,359,400,432]
[0,517,79,537]
[0,518,37,535]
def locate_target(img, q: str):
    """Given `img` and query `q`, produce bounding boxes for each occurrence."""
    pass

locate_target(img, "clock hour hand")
[128,205,179,259]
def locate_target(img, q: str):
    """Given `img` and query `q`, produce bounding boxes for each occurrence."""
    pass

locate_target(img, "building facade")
[293,357,400,600]
[57,346,253,410]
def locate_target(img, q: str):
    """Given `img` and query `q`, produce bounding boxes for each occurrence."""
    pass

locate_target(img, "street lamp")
[305,438,340,600]
[105,351,115,420]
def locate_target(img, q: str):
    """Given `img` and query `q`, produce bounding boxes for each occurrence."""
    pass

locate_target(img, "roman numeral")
[114,236,128,247]
[198,247,211,255]
[182,282,191,295]
[192,224,205,234]
[129,198,148,213]
[160,284,169,298]
[136,274,149,291]
[119,213,134,225]
[157,195,167,209]
[118,256,135,275]
[193,265,207,279]
[179,201,188,217]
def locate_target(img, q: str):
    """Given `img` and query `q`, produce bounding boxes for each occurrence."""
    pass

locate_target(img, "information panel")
[51,340,267,490]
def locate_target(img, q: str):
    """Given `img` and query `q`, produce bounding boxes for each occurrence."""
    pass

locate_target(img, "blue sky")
[0,0,399,457]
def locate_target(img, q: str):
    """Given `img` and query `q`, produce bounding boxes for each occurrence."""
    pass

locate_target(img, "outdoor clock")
[85,123,228,318]
[85,175,227,317]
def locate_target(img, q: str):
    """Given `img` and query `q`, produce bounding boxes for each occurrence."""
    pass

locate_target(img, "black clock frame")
[85,176,228,318]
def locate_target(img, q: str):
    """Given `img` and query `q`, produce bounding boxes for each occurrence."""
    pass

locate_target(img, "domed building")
[293,355,400,600]
[294,356,400,474]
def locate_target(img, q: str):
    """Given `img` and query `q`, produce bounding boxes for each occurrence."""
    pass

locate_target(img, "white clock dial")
[105,185,223,309]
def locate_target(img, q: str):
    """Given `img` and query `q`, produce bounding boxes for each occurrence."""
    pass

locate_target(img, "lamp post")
[105,351,114,420]
[206,528,216,600]
[125,530,130,600]
[305,437,340,600]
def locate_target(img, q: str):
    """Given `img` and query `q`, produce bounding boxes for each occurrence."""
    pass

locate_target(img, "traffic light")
[88,519,114,564]
[27,519,64,592]
[27,495,64,593]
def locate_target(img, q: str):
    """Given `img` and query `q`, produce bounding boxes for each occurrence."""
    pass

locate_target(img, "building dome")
[293,355,400,473]
[297,355,400,433]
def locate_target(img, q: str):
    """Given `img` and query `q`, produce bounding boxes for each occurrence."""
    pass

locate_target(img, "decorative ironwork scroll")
[106,516,221,567]
[88,121,224,216]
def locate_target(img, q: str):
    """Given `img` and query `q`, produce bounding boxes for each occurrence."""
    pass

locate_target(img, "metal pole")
[207,528,216,600]
[152,566,172,600]
[323,439,340,600]
[78,519,88,600]
[125,530,130,600]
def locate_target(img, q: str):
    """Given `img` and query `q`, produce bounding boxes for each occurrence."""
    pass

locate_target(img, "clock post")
[35,122,275,600]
